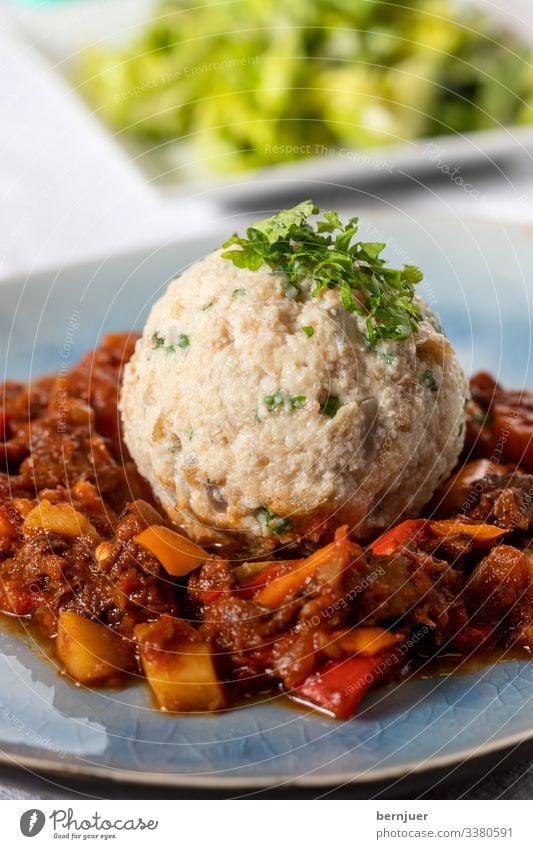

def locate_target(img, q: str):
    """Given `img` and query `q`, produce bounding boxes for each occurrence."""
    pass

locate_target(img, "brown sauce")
[413,645,532,679]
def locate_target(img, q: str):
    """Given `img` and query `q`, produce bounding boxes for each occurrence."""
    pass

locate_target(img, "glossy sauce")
[2,610,528,718]
[414,645,531,678]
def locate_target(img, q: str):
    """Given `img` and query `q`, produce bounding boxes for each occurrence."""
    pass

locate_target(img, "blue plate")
[1,209,533,788]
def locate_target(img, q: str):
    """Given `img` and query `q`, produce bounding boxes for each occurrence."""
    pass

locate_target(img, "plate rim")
[1,721,533,789]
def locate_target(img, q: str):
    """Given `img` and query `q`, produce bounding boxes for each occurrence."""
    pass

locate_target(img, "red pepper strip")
[292,651,402,719]
[200,589,224,604]
[369,519,428,557]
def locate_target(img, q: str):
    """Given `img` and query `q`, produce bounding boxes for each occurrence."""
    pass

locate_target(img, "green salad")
[78,0,533,172]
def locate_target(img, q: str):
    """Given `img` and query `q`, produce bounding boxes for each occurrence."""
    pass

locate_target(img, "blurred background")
[2,0,533,279]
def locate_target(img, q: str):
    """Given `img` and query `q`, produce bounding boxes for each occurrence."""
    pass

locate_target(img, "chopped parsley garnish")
[202,301,214,311]
[320,395,342,418]
[222,200,423,347]
[152,331,190,352]
[421,369,438,392]
[301,325,315,337]
[263,390,284,412]
[232,288,246,297]
[289,395,307,410]
[257,507,292,536]
[263,390,307,413]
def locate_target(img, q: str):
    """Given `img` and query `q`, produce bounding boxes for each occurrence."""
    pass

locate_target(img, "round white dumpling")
[120,250,467,554]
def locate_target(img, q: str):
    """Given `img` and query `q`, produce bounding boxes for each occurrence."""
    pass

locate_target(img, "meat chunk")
[464,474,533,531]
[466,372,533,472]
[508,556,533,651]
[0,499,178,637]
[466,545,529,622]
[357,550,465,640]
